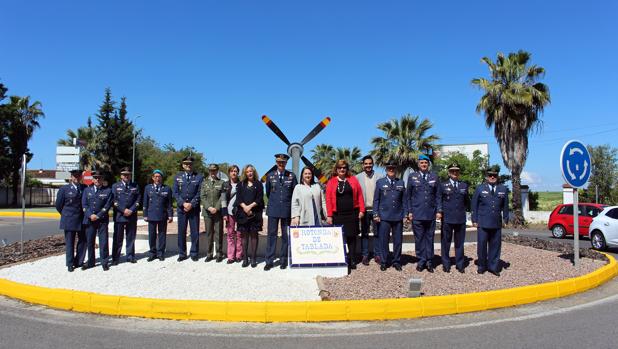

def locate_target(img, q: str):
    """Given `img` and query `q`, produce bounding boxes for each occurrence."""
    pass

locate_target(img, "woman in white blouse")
[291,167,327,226]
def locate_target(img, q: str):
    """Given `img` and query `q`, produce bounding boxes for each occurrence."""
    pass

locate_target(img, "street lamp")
[131,115,142,182]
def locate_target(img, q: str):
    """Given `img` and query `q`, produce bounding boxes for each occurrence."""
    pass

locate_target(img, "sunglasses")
[337,167,348,170]
[487,174,497,178]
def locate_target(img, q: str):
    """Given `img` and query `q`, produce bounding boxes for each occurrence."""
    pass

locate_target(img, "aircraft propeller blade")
[300,116,331,146]
[261,164,278,183]
[261,115,291,146]
[301,156,328,184]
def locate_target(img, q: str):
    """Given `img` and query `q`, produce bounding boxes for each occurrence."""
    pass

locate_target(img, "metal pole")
[573,188,580,267]
[20,154,26,255]
[595,184,598,203]
[131,115,141,182]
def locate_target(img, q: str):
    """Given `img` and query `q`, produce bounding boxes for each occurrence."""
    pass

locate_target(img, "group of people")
[55,152,509,276]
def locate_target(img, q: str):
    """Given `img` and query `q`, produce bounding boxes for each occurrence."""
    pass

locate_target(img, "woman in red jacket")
[326,159,365,269]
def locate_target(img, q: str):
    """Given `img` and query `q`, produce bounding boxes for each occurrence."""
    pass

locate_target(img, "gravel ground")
[321,242,606,300]
[0,235,64,267]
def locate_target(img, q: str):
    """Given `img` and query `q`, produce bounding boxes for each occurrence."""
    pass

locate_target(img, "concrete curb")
[0,254,615,322]
[0,212,60,218]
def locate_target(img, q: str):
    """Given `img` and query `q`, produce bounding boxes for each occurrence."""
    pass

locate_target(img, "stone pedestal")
[521,185,530,219]
[563,184,574,204]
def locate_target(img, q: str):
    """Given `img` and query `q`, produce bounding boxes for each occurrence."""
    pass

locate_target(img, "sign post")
[560,140,592,267]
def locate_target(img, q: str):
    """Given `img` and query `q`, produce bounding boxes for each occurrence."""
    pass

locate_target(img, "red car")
[548,203,608,238]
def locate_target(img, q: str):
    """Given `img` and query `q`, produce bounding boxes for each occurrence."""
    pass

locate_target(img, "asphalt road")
[1,272,618,348]
[0,217,62,244]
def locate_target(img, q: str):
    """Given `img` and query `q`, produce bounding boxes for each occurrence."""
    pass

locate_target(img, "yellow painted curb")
[0,212,60,218]
[0,254,616,322]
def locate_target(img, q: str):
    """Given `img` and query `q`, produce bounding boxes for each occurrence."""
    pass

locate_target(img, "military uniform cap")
[418,154,430,162]
[120,167,132,175]
[208,163,219,171]
[182,156,194,164]
[485,165,500,175]
[152,169,164,176]
[69,170,82,177]
[448,163,460,171]
[91,171,103,178]
[384,161,397,168]
[275,153,290,161]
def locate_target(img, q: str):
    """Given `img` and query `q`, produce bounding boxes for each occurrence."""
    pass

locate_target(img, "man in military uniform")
[471,166,509,276]
[111,167,141,264]
[356,155,383,265]
[173,156,204,262]
[373,162,408,271]
[81,171,113,271]
[143,169,173,262]
[264,153,298,271]
[201,164,227,263]
[55,170,86,272]
[438,163,470,273]
[406,154,440,272]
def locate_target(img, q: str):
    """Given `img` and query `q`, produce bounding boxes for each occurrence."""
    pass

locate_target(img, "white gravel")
[0,240,321,302]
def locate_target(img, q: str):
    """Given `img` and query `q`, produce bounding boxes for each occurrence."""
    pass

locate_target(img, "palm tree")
[310,144,363,177]
[334,146,363,175]
[57,117,99,170]
[472,50,550,226]
[370,114,439,178]
[7,96,44,206]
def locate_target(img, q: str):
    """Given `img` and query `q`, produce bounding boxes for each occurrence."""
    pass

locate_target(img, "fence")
[0,186,59,207]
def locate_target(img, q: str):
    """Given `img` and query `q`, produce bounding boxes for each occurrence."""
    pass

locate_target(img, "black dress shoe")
[111,260,119,266]
[362,256,370,266]
[102,264,109,271]
[416,265,425,272]
[393,264,402,271]
[456,267,465,274]
[191,256,199,262]
[349,263,357,270]
[264,263,273,271]
[489,270,501,277]
[177,256,188,262]
[242,260,249,268]
[443,266,451,273]
[68,266,74,272]
[226,259,235,264]
[216,256,223,263]
[130,258,137,264]
[81,264,93,271]
[147,256,156,262]
[251,261,257,268]
[380,264,388,271]
[280,263,287,270]
[477,269,486,274]
[159,256,165,261]
[205,256,214,262]
[427,265,434,273]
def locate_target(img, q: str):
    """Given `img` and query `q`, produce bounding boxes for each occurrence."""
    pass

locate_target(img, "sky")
[1,0,617,191]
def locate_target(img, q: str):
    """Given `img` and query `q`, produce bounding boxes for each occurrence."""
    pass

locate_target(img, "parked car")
[547,203,608,238]
[589,206,618,251]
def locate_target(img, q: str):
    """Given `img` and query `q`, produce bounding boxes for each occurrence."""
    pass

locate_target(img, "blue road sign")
[560,140,592,188]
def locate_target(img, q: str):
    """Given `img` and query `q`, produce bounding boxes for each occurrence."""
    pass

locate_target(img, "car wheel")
[551,225,566,239]
[590,230,607,251]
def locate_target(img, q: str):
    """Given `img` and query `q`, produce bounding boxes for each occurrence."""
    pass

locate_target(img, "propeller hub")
[287,143,304,158]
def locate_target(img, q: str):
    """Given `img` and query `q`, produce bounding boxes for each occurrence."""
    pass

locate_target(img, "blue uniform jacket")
[373,177,408,221]
[471,183,509,229]
[265,170,297,218]
[437,180,470,224]
[55,183,85,231]
[406,171,440,220]
[82,186,113,225]
[143,184,173,221]
[173,171,203,213]
[112,181,141,223]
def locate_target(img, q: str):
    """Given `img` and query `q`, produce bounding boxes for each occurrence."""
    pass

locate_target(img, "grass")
[535,191,562,211]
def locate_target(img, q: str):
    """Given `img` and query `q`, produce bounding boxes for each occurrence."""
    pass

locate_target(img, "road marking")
[2,291,618,338]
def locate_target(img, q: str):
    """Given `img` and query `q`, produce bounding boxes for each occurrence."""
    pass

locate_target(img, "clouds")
[521,170,542,185]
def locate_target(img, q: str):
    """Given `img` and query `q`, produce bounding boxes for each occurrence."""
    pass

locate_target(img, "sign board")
[289,226,347,267]
[560,140,592,188]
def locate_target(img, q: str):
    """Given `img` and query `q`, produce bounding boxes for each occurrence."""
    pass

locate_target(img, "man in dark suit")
[55,170,86,272]
[111,167,141,264]
[471,166,509,276]
[82,171,113,271]
[373,162,408,271]
[143,169,173,261]
[406,154,440,272]
[173,156,204,262]
[264,153,298,270]
[437,163,470,273]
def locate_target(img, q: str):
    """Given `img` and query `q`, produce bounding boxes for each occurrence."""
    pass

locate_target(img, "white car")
[589,206,618,251]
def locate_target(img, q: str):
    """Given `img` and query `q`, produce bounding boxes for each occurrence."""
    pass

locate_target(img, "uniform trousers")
[441,222,466,269]
[477,227,502,272]
[147,220,167,257]
[379,220,403,265]
[360,210,381,258]
[178,210,200,258]
[226,215,243,260]
[204,213,224,258]
[64,229,86,267]
[412,219,436,267]
[85,221,109,267]
[112,220,137,261]
[265,217,290,265]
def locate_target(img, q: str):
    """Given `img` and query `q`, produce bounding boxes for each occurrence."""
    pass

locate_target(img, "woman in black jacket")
[234,164,264,268]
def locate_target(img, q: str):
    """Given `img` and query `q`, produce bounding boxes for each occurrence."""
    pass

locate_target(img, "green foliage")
[578,144,618,205]
[433,150,488,189]
[472,50,551,226]
[528,190,539,210]
[370,114,439,178]
[310,144,362,177]
[57,117,98,170]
